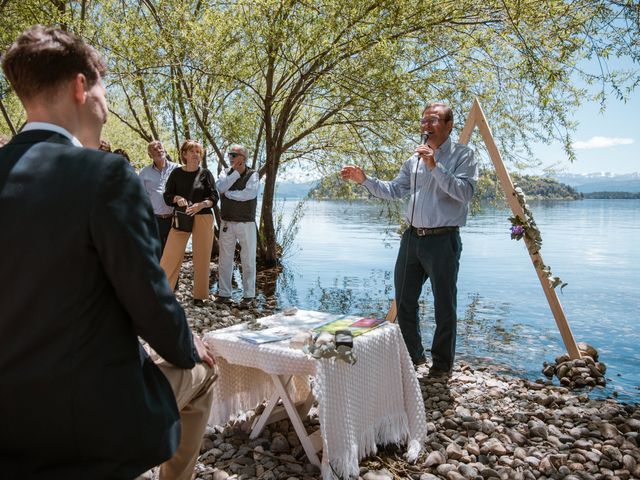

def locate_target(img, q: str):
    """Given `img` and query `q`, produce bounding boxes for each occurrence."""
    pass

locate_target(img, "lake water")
[260,199,640,403]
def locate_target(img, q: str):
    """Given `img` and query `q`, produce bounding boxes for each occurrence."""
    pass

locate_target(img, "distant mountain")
[274,172,640,200]
[310,171,582,201]
[582,191,640,199]
[553,172,640,193]
[274,180,318,199]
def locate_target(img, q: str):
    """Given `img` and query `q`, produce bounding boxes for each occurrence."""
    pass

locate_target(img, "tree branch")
[0,98,17,135]
[116,74,152,140]
[136,76,159,140]
[108,108,152,142]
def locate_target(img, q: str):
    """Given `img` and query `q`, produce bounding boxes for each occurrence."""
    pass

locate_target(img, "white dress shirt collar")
[22,122,83,147]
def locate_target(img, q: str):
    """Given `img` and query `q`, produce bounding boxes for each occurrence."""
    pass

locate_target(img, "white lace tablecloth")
[204,310,427,480]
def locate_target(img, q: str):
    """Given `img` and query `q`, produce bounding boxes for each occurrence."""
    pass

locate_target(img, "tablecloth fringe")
[405,438,422,463]
[322,412,414,480]
[209,387,272,426]
[208,374,311,426]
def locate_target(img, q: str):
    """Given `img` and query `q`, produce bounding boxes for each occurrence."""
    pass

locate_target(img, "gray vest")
[220,168,257,222]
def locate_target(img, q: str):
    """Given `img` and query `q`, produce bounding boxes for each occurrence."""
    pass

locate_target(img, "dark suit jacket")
[0,130,200,479]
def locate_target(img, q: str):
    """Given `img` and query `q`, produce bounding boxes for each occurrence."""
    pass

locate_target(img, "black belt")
[155,214,173,219]
[411,226,458,236]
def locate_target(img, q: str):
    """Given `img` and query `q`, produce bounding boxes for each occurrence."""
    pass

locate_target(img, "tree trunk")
[259,150,279,267]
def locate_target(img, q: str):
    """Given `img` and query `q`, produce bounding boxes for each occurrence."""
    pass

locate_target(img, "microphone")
[420,133,429,145]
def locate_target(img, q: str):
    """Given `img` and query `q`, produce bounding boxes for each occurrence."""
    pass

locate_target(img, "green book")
[313,316,386,337]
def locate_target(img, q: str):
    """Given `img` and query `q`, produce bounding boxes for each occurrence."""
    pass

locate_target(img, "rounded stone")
[458,464,478,478]
[420,474,441,480]
[480,468,501,479]
[436,464,458,476]
[577,342,599,360]
[270,433,290,454]
[446,442,464,460]
[425,450,446,467]
[363,469,393,480]
[212,469,230,480]
[446,471,466,480]
[466,442,480,456]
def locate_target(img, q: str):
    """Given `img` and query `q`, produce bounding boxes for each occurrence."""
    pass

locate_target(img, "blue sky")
[532,57,639,176]
[532,92,639,175]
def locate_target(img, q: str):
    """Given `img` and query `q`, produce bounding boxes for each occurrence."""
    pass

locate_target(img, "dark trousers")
[394,229,462,370]
[155,216,173,254]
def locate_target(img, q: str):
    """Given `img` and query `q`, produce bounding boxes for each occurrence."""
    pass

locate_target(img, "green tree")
[1,0,638,266]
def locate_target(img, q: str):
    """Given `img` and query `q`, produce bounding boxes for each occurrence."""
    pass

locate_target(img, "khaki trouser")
[160,214,214,300]
[156,359,216,480]
[132,356,216,480]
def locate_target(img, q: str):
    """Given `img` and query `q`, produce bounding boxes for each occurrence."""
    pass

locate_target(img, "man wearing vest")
[216,144,260,308]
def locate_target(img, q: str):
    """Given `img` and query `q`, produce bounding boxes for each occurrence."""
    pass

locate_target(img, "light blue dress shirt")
[361,137,478,227]
[138,161,179,216]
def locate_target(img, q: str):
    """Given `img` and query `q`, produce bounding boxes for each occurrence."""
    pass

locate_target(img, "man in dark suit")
[0,26,215,480]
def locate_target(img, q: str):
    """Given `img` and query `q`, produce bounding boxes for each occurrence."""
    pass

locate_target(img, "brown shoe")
[413,356,427,368]
[427,367,451,378]
[215,296,233,305]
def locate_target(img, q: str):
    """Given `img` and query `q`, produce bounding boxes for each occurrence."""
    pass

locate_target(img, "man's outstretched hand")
[340,165,366,184]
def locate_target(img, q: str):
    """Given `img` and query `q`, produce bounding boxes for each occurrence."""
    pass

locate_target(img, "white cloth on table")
[314,323,428,480]
[205,310,328,426]
[204,310,428,480]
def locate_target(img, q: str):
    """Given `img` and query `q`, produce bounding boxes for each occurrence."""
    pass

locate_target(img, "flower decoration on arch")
[508,185,567,291]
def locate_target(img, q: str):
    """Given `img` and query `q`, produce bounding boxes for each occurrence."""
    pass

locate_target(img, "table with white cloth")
[204,310,427,480]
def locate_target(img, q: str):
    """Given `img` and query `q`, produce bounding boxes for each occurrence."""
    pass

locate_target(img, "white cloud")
[572,136,635,150]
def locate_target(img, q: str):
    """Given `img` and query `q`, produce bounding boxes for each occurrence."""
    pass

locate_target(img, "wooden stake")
[385,301,397,323]
[461,99,581,359]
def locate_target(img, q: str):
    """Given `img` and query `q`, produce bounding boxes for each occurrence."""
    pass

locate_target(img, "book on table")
[313,315,386,337]
[237,327,292,344]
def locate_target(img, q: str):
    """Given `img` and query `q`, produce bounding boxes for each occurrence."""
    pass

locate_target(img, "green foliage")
[310,169,581,203]
[478,171,583,202]
[273,196,307,258]
[309,174,370,201]
[1,0,638,261]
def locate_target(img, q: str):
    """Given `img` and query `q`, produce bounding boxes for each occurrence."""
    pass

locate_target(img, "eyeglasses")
[420,117,444,126]
[227,152,244,158]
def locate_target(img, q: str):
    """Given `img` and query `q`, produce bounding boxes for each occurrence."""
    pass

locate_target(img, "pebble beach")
[173,260,640,480]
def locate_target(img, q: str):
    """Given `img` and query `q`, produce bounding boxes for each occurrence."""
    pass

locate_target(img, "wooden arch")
[386,98,581,359]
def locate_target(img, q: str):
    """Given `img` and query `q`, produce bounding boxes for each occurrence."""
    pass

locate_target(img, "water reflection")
[295,271,394,316]
[459,292,524,350]
[247,199,639,403]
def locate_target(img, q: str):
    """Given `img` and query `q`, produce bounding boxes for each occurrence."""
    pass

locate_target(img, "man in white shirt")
[215,144,260,308]
[138,140,179,253]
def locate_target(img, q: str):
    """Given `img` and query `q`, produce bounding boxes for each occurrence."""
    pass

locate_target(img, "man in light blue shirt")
[139,140,179,253]
[341,102,478,377]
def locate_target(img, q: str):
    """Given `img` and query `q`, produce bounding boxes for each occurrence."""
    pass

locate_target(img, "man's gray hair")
[229,144,249,160]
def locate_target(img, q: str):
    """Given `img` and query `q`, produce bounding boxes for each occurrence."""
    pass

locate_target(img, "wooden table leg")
[249,376,291,439]
[271,374,322,466]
